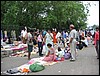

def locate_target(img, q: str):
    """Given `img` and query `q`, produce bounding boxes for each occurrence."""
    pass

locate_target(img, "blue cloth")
[63,32,66,38]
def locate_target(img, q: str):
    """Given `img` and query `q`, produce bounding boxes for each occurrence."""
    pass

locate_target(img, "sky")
[82,1,99,27]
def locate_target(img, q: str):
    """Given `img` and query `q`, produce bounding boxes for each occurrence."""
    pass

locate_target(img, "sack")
[29,62,45,72]
[64,51,71,59]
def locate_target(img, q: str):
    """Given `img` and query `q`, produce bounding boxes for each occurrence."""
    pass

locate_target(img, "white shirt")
[27,32,32,40]
[23,30,27,37]
[57,50,64,57]
[45,33,53,42]
[56,32,61,38]
[69,29,77,41]
[21,30,24,37]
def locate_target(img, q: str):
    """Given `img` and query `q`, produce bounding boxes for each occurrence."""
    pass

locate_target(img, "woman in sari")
[43,43,57,62]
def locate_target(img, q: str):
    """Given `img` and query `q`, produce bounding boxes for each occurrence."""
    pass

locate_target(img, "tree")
[1,1,90,35]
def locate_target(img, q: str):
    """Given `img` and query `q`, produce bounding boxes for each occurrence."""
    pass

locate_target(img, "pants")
[28,45,33,52]
[70,39,77,60]
[96,40,99,58]
[38,42,43,56]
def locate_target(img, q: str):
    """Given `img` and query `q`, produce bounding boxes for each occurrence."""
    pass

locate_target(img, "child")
[56,47,64,61]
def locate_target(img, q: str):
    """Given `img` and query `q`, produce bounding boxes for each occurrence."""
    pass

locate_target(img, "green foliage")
[1,1,90,34]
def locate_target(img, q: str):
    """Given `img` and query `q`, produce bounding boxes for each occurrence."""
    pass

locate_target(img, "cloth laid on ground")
[10,52,28,57]
[3,56,61,75]
[43,61,57,66]
[13,41,22,46]
[3,71,27,75]
[18,63,31,70]
[17,63,31,73]
[11,44,27,51]
[28,57,58,66]
[1,43,28,54]
[1,48,13,57]
[2,45,11,49]
[28,57,46,65]
[6,68,20,74]
[3,67,28,75]
[10,51,37,57]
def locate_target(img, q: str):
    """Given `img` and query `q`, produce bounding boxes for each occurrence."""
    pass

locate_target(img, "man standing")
[27,29,33,60]
[69,24,77,61]
[94,27,99,59]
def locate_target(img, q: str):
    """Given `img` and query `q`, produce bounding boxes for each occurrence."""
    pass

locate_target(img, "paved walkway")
[1,43,99,75]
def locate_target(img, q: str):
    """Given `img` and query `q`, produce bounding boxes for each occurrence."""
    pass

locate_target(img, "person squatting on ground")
[69,24,77,61]
[56,47,65,60]
[43,43,57,62]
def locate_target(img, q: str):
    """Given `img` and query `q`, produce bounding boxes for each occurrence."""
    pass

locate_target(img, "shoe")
[39,54,43,57]
[28,58,31,60]
[70,59,75,62]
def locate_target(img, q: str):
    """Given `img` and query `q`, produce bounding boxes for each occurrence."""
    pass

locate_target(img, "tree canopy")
[1,1,90,34]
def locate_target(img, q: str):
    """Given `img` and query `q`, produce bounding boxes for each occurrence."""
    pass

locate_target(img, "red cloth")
[52,32,57,43]
[11,46,27,51]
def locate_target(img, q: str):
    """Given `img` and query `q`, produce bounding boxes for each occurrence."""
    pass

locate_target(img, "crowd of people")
[1,24,99,61]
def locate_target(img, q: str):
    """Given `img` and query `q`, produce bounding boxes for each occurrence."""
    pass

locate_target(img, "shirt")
[46,33,53,42]
[49,48,55,54]
[94,31,99,45]
[37,35,42,42]
[69,29,77,41]
[57,50,64,57]
[27,32,33,45]
[56,32,61,38]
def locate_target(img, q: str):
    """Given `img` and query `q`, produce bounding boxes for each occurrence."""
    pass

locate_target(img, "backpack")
[64,50,71,59]
[29,62,45,72]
